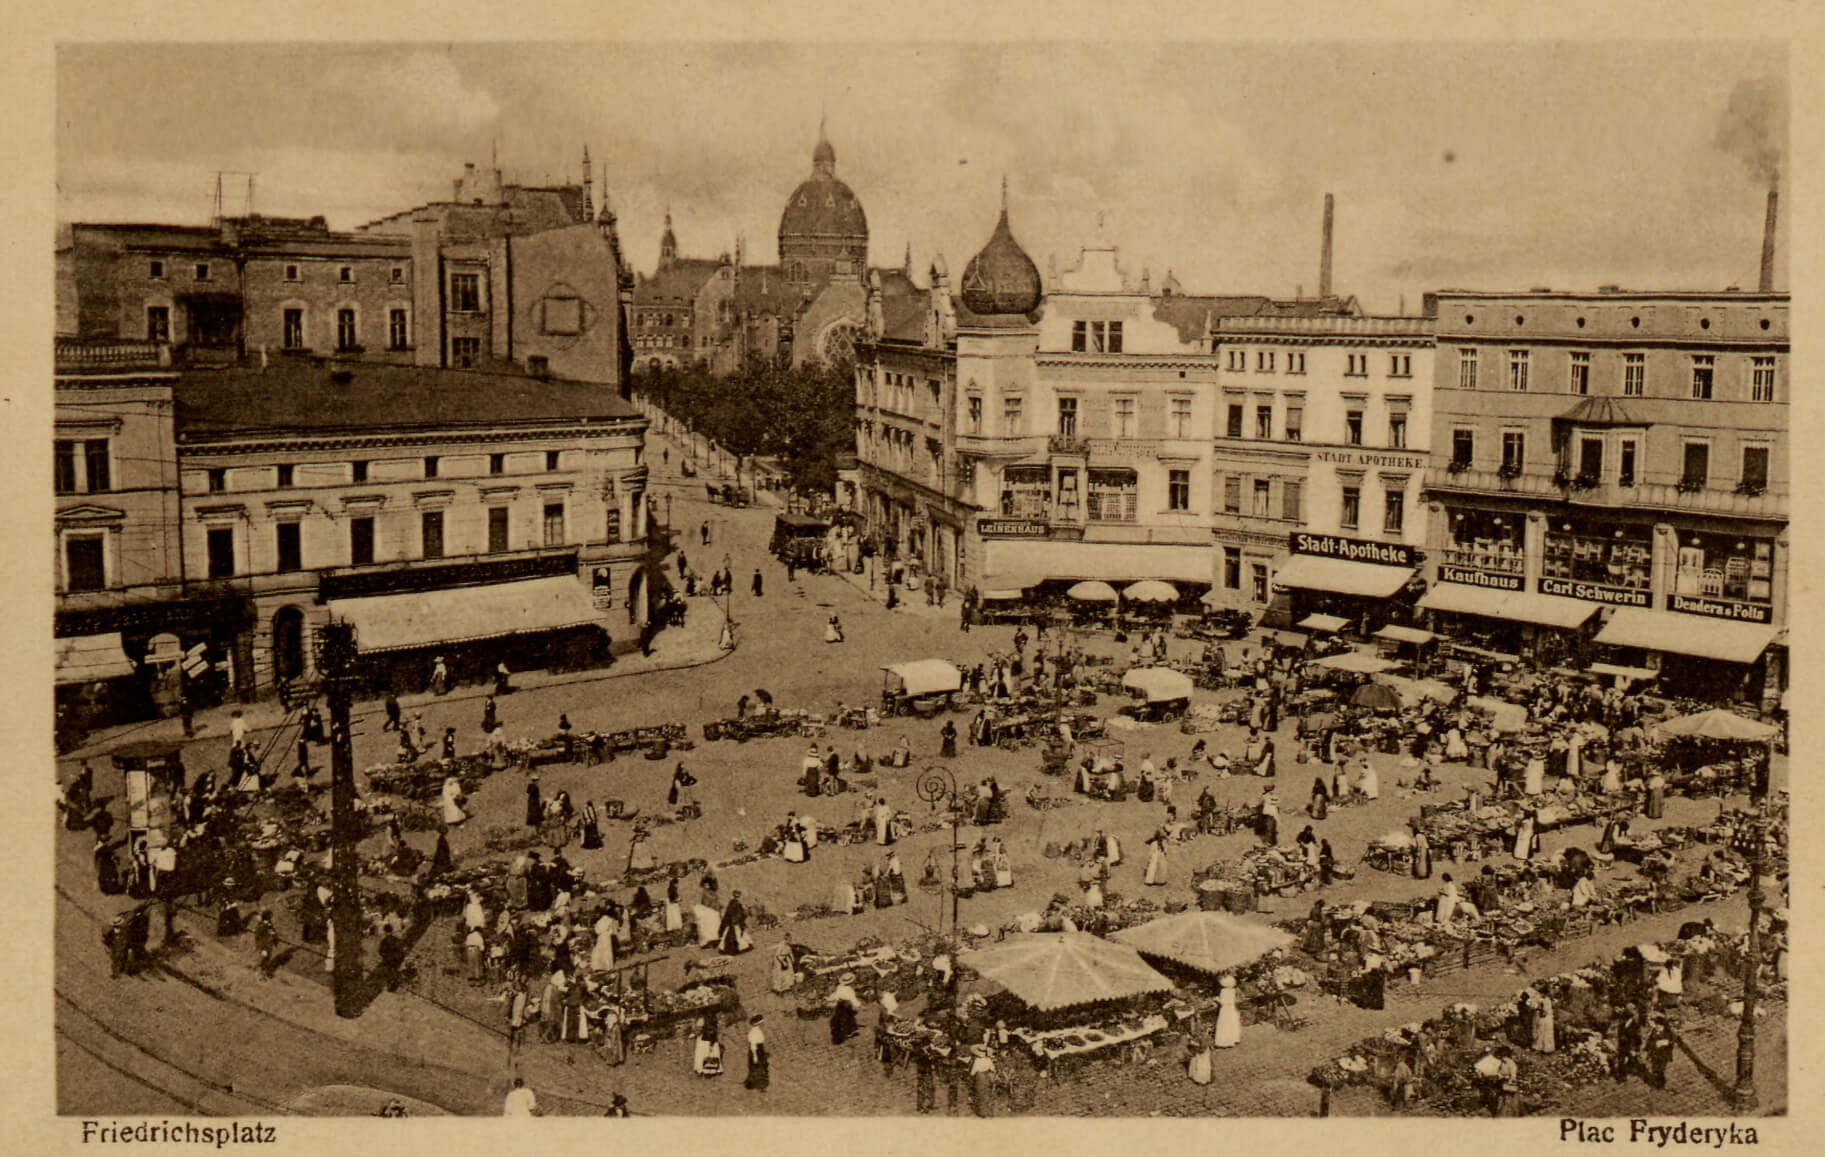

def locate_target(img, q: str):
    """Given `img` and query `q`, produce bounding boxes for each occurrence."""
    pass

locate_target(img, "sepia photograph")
[46,36,1791,1125]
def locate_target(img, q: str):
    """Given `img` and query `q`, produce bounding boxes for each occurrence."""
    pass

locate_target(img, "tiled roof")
[634,259,722,304]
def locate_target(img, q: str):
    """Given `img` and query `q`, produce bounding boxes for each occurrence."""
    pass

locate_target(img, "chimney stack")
[1759,187,1778,293]
[1319,193,1335,300]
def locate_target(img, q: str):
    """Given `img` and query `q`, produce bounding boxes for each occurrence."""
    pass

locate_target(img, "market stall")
[881,660,965,717]
[1120,667,1193,722]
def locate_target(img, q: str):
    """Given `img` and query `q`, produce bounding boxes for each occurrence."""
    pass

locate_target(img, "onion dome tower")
[960,178,1042,316]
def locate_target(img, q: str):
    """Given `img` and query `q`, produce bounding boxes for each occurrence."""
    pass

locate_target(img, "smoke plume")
[1714,77,1786,186]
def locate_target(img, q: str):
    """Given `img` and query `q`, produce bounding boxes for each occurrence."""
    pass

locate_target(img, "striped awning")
[1594,608,1778,665]
[55,632,135,685]
[327,576,604,654]
[1273,554,1414,599]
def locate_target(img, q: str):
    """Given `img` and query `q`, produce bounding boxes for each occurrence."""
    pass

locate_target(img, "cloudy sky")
[57,41,1786,312]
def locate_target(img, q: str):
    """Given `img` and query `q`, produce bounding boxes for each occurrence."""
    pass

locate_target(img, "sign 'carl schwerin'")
[1289,532,1416,570]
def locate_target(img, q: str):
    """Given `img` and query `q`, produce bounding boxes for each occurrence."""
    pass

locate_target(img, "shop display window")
[1542,521,1651,589]
[1674,532,1772,604]
[999,465,1052,520]
[1443,509,1525,575]
[1086,468,1138,523]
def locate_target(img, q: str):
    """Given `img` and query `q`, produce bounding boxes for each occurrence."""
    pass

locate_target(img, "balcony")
[55,338,173,372]
[1425,465,1561,500]
[1048,434,1090,456]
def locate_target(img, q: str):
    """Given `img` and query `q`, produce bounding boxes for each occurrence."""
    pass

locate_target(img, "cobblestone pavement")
[55,424,1790,1119]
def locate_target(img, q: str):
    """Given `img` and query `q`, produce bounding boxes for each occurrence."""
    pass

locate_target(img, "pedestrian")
[506,978,530,1055]
[1644,1015,1676,1088]
[494,661,512,696]
[752,569,764,597]
[830,972,861,1044]
[1493,1046,1521,1116]
[441,727,457,763]
[525,776,542,828]
[693,1012,724,1077]
[744,1013,770,1091]
[700,521,710,547]
[430,656,450,696]
[914,1046,938,1113]
[1319,839,1336,887]
[825,614,844,644]
[252,909,278,978]
[502,1076,539,1117]
[1214,975,1242,1047]
[968,1044,996,1117]
[940,719,958,759]
[126,903,152,972]
[383,694,401,732]
[104,915,129,978]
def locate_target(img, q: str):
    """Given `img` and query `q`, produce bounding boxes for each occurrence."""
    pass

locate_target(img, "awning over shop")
[1374,625,1437,646]
[1298,613,1351,633]
[1586,662,1658,682]
[1272,554,1414,599]
[55,632,134,685]
[1314,651,1400,675]
[1417,583,1598,630]
[1594,608,1779,665]
[328,576,604,655]
[982,540,1211,589]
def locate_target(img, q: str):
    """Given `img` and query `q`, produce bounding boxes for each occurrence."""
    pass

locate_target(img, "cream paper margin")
[0,3,1817,1154]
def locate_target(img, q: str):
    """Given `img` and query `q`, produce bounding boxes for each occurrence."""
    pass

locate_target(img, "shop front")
[1416,581,1599,668]
[1592,605,1778,704]
[1269,532,1420,637]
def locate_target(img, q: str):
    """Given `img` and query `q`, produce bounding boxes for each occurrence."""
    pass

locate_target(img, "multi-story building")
[172,359,653,695]
[1418,288,1788,704]
[1210,314,1433,630]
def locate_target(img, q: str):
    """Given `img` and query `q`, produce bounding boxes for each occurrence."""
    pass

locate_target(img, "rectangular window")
[1223,476,1242,514]
[1578,437,1604,481]
[1106,322,1123,353]
[420,511,445,559]
[1690,355,1715,400]
[65,535,105,592]
[194,263,209,281]
[1390,353,1411,378]
[1682,442,1709,487]
[1250,564,1268,603]
[423,456,438,479]
[1002,395,1023,434]
[349,517,374,566]
[1451,429,1474,469]
[1618,439,1637,487]
[1223,547,1241,590]
[54,441,78,494]
[606,508,622,544]
[1251,478,1271,518]
[207,468,226,494]
[1388,413,1407,449]
[282,308,304,350]
[1282,479,1302,522]
[149,260,164,280]
[1623,353,1645,397]
[146,306,170,343]
[1226,350,1246,373]
[1170,397,1192,438]
[1168,469,1191,511]
[449,273,481,312]
[1570,351,1591,395]
[1086,469,1138,522]
[275,463,293,489]
[284,264,300,282]
[1255,405,1273,440]
[207,527,235,579]
[542,502,565,547]
[1257,351,1275,373]
[1071,321,1087,352]
[1751,356,1776,402]
[546,450,561,471]
[389,309,409,350]
[1287,351,1306,374]
[1742,445,1770,491]
[1458,347,1478,390]
[1384,490,1405,534]
[1507,349,1529,392]
[391,266,404,284]
[451,337,480,367]
[1345,409,1364,446]
[1345,353,1368,377]
[489,453,506,475]
[351,460,368,484]
[1340,486,1360,529]
[1501,432,1526,471]
[81,440,110,493]
[1056,397,1078,436]
[968,397,982,432]
[488,506,510,553]
[339,266,353,284]
[1226,403,1243,439]
[1284,405,1303,442]
[276,522,302,573]
[1113,397,1136,438]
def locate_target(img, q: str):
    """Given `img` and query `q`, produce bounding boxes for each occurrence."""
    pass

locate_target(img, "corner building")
[1419,289,1788,704]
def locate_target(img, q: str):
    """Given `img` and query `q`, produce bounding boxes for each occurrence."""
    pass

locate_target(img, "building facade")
[1210,314,1434,629]
[1419,289,1788,702]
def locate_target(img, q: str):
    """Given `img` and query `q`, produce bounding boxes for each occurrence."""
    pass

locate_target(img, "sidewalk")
[63,573,733,764]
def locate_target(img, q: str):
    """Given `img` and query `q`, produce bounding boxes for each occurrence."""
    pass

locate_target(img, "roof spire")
[1001,175,1009,217]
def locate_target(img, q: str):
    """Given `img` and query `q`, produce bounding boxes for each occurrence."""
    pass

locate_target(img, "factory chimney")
[1319,193,1335,300]
[1758,187,1778,293]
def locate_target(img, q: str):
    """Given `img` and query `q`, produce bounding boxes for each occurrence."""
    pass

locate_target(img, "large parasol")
[1652,709,1779,743]
[960,933,1173,1011]
[1122,580,1180,603]
[1112,910,1295,976]
[1349,682,1406,712]
[1067,581,1120,603]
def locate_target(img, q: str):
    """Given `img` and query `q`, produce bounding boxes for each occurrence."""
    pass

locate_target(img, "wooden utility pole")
[1732,805,1767,1110]
[318,620,365,1018]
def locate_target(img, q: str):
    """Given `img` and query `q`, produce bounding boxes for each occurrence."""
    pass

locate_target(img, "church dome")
[778,173,869,242]
[960,190,1042,316]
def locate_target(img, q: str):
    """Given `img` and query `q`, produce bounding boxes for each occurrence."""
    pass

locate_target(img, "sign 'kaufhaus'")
[1438,564,1523,591]
[1289,532,1416,569]
[1537,576,1651,608]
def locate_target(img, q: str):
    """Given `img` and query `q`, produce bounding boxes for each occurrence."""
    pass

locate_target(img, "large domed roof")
[961,190,1042,317]
[779,173,868,240]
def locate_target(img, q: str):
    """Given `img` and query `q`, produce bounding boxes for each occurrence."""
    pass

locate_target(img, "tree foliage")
[635,357,853,495]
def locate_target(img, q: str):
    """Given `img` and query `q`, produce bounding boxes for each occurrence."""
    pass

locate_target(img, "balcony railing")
[55,338,172,372]
[1048,434,1090,455]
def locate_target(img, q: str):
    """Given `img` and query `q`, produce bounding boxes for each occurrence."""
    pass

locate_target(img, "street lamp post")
[1732,801,1769,1110]
[916,766,961,938]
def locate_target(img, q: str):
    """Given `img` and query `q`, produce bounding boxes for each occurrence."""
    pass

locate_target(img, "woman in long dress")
[1213,976,1242,1048]
[968,1046,996,1117]
[769,941,797,994]
[693,1012,723,1077]
[1356,760,1379,801]
[590,910,617,973]
[1186,1027,1214,1085]
[1523,757,1546,796]
[886,851,909,904]
[580,801,603,850]
[525,779,543,828]
[1435,874,1460,927]
[1144,829,1169,886]
[1600,759,1623,794]
[1412,829,1433,880]
[1309,775,1329,820]
[1512,813,1537,861]
[1529,990,1556,1054]
[664,875,684,932]
[829,974,861,1044]
[873,797,895,846]
[744,1014,770,1090]
[440,777,468,826]
[1645,771,1666,819]
[598,1004,626,1065]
